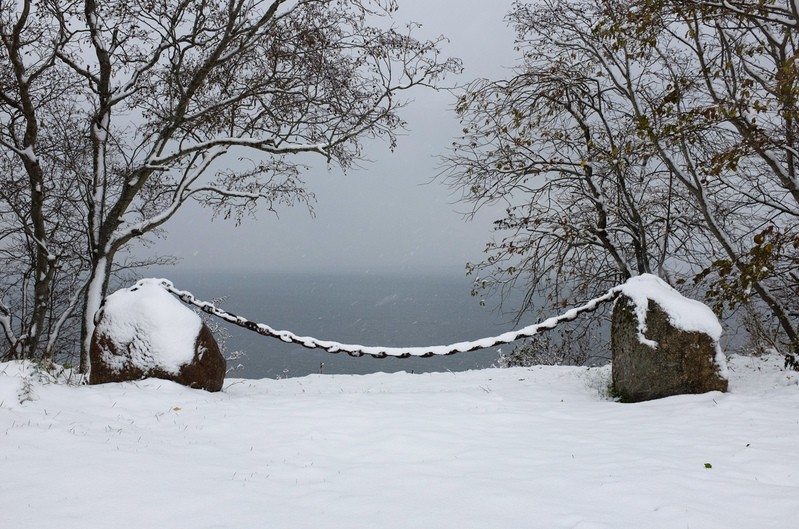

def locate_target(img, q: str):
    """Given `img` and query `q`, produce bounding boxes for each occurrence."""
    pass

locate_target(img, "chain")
[139,278,620,359]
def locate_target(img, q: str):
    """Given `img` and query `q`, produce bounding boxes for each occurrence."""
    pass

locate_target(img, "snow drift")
[1,355,797,528]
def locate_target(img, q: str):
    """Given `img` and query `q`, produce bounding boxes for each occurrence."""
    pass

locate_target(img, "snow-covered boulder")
[611,274,728,402]
[89,280,225,392]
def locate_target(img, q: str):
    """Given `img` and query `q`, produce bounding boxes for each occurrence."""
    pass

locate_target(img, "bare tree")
[0,0,459,371]
[616,0,799,359]
[445,0,798,363]
[0,1,78,362]
[443,0,705,322]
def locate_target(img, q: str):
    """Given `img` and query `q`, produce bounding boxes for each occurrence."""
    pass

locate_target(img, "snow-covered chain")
[142,278,622,358]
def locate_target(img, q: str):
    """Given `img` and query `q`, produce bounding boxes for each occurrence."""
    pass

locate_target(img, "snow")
[620,274,723,341]
[619,274,728,377]
[19,145,37,163]
[94,279,202,374]
[1,354,797,528]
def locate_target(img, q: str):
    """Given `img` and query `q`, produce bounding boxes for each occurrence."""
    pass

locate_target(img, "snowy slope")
[1,355,797,529]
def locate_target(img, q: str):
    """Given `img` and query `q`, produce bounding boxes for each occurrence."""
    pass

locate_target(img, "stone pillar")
[611,284,728,403]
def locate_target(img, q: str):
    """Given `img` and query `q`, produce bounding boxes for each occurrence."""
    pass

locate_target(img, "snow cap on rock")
[95,279,202,374]
[619,273,727,378]
[620,274,723,341]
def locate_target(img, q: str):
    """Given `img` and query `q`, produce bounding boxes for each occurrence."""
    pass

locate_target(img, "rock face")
[89,280,226,392]
[611,276,728,402]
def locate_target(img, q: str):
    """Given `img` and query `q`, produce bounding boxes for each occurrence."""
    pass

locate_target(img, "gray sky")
[144,1,518,274]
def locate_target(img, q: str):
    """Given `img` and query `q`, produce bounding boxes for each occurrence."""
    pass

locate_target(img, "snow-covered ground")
[1,354,797,529]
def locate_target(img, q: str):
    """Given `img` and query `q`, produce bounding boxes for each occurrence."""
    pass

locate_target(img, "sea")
[159,269,525,379]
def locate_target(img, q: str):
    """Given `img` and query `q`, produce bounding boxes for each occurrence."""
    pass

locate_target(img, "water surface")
[160,270,520,378]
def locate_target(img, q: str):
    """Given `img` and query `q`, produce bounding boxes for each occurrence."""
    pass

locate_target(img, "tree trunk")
[79,255,111,374]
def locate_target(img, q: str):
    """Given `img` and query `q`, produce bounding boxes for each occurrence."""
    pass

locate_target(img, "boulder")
[89,280,225,392]
[611,275,728,402]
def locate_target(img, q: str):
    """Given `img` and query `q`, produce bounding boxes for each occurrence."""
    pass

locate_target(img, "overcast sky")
[144,1,519,275]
